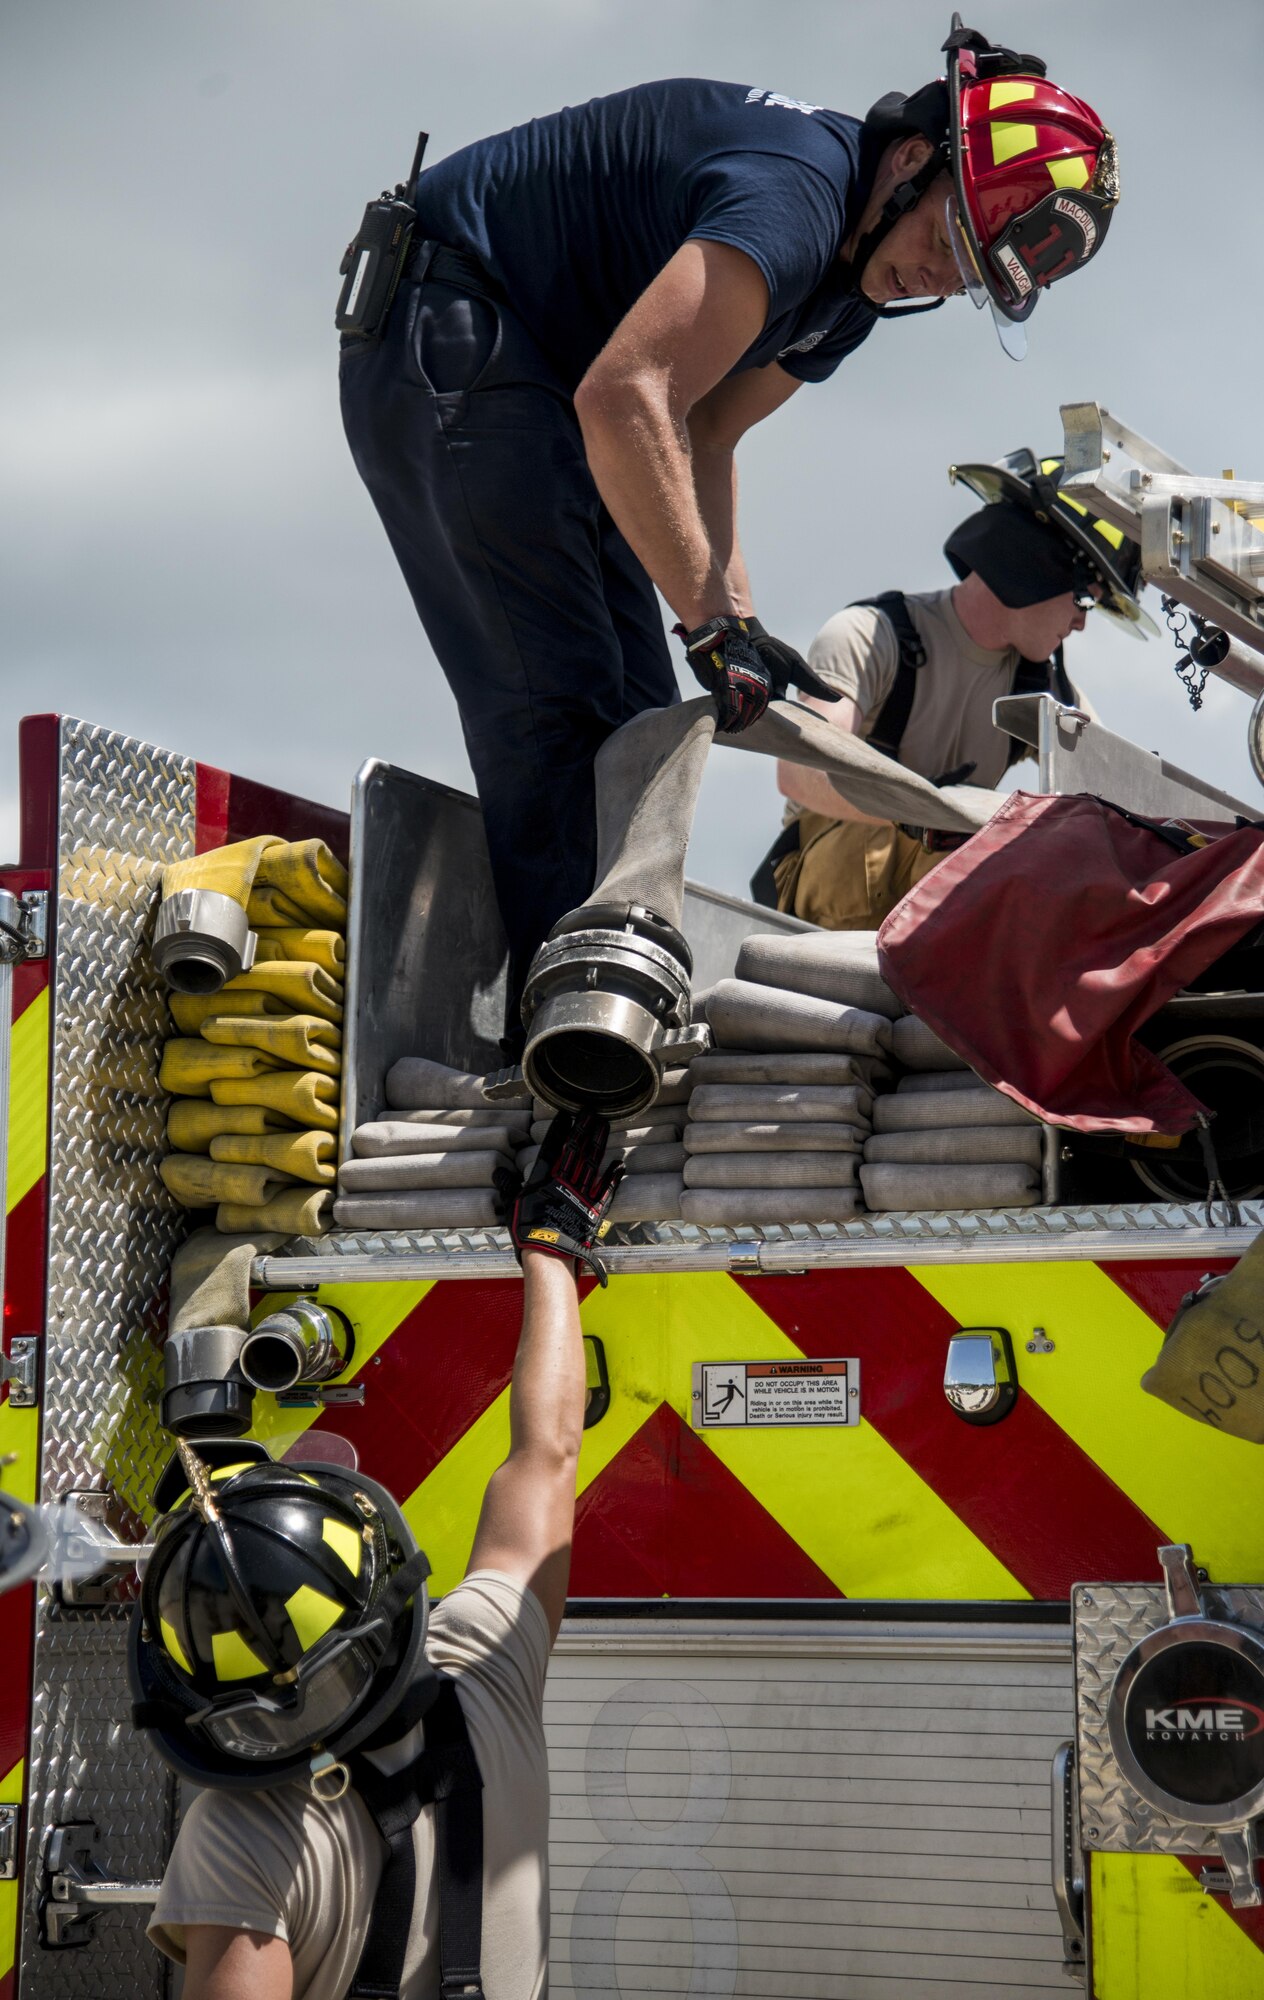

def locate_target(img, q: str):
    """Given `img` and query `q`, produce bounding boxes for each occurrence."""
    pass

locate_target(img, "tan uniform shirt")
[804,586,1022,790]
[148,1571,552,2000]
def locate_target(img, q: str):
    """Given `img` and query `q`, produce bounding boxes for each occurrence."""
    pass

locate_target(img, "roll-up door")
[547,1614,1074,1999]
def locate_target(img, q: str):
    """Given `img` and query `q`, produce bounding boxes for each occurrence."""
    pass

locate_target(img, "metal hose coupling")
[239,1301,355,1394]
[152,888,258,994]
[520,903,711,1120]
[162,1325,256,1438]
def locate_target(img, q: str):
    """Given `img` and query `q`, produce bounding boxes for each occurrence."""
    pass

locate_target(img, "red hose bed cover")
[877,791,1264,1135]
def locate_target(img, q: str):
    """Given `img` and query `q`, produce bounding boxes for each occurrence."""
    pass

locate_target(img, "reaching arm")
[776,693,891,826]
[574,240,798,628]
[467,1250,586,1644]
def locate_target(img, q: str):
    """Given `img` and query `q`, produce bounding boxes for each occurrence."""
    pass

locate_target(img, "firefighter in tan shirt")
[134,1112,625,2000]
[762,451,1150,929]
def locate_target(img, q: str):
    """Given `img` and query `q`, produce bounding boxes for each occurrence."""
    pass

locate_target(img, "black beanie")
[944,503,1092,607]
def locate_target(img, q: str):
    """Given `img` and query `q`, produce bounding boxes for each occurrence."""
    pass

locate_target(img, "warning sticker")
[691,1358,860,1429]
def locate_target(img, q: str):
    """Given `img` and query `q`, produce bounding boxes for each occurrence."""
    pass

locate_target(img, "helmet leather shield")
[988,183,1115,304]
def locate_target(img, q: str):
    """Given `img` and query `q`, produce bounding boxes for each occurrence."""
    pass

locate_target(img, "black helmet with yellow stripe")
[130,1441,431,1794]
[947,447,1155,634]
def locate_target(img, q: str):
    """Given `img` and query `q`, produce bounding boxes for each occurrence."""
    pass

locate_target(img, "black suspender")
[855,592,927,762]
[854,591,1069,775]
[348,1676,486,2000]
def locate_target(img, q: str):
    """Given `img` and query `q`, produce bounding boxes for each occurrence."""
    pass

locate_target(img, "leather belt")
[407,239,505,303]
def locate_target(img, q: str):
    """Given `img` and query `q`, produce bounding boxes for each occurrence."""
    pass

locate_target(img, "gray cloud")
[4,0,1261,887]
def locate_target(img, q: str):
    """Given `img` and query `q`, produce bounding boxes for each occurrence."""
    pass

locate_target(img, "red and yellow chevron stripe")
[0,881,50,2000]
[262,1258,1263,1993]
[1091,1853,1264,1998]
[280,1258,1254,1602]
[5,724,1257,1992]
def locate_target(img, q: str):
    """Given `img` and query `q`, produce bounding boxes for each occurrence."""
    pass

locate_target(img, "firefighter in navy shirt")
[339,25,1119,1047]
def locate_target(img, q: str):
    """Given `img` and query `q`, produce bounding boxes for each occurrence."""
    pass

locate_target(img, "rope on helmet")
[174,1441,290,1680]
[177,1440,222,1522]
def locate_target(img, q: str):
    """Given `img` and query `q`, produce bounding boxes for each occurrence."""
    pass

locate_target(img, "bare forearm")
[466,1250,585,1635]
[690,442,752,614]
[509,1249,586,1463]
[576,382,734,628]
[776,759,889,826]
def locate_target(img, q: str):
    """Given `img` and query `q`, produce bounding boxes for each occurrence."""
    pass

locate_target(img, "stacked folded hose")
[336,1058,532,1230]
[861,1015,1043,1211]
[157,838,348,1236]
[685,933,897,1225]
[517,1071,693,1223]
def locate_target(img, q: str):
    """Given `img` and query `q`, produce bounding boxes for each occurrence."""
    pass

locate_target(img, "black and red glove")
[674,615,840,734]
[675,615,771,733]
[743,618,842,708]
[493,1110,625,1286]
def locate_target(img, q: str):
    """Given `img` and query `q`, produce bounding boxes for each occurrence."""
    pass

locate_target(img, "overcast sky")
[5,0,1263,893]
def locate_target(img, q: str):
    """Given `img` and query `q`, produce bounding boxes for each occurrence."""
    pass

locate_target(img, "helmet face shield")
[945,193,1029,362]
[193,1631,382,1762]
[945,192,988,308]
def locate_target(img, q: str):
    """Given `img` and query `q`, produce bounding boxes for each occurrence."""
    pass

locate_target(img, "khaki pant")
[774,813,943,930]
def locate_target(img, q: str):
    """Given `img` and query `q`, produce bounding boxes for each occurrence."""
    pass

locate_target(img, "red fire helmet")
[945,17,1119,357]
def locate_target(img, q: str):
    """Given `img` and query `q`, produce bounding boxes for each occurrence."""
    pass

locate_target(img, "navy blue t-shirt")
[413,79,881,391]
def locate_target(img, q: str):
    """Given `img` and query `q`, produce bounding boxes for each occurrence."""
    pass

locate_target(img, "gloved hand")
[493,1110,625,1286]
[743,619,842,706]
[675,616,841,733]
[674,615,773,733]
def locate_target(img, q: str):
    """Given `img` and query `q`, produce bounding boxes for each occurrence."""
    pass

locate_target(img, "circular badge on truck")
[1108,1618,1264,1826]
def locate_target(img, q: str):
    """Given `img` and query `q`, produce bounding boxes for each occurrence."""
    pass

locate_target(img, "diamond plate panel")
[1073,1579,1264,1855]
[20,719,196,1999]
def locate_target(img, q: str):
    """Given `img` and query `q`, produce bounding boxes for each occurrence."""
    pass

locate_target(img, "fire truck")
[1,406,1263,1999]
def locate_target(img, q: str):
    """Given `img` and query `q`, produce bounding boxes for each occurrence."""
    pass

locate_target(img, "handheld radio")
[336,131,428,339]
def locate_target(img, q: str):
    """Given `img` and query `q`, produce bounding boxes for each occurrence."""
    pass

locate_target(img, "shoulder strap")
[852,592,927,762]
[349,1676,486,2000]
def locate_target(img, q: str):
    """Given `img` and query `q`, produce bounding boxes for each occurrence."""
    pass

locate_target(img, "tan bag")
[1141,1232,1264,1442]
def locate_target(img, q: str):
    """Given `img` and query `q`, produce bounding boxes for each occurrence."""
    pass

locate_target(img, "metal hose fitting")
[521,903,710,1120]
[161,1325,255,1438]
[239,1302,354,1394]
[152,888,258,995]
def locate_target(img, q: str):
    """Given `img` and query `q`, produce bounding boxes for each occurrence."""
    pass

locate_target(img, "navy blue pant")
[340,251,679,1036]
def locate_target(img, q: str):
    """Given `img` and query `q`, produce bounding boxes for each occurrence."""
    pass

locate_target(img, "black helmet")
[130,1442,431,1794]
[946,448,1154,634]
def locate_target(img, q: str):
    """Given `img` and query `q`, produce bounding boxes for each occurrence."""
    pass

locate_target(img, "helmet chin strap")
[841,147,950,315]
